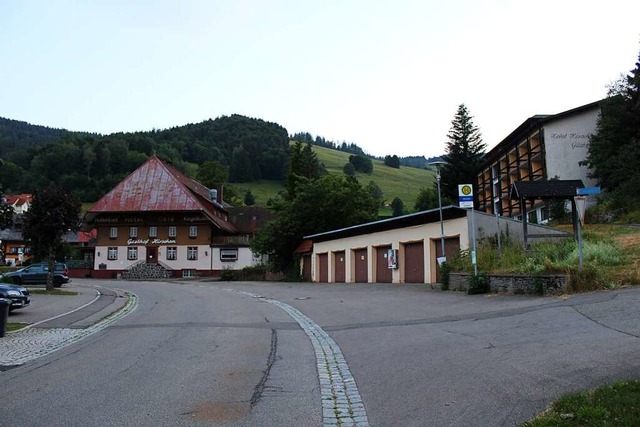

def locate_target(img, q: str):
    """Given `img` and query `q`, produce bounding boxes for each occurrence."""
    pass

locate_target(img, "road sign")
[458,184,474,208]
[577,187,601,196]
[574,196,587,226]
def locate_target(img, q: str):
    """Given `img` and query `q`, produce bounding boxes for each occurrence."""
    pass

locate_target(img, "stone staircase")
[121,261,173,280]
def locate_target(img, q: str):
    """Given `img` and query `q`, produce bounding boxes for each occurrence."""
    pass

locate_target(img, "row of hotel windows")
[110,226,199,239]
[106,247,239,261]
[108,246,199,261]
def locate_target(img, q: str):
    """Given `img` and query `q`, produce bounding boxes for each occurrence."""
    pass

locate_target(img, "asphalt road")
[1,279,639,426]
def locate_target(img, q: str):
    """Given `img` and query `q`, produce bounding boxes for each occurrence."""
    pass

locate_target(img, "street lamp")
[429,161,447,262]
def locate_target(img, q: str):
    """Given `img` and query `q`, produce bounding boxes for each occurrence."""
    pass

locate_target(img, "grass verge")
[523,380,640,426]
[6,323,29,332]
[29,289,78,296]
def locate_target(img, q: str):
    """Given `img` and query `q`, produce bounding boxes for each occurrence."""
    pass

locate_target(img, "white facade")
[93,245,261,272]
[310,217,470,284]
[544,107,599,187]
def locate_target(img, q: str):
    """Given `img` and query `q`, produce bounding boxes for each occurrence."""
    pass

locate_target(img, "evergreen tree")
[414,187,438,212]
[384,155,400,168]
[244,190,256,206]
[391,197,405,217]
[287,142,322,199]
[343,162,356,176]
[440,104,486,204]
[365,180,384,208]
[584,50,640,209]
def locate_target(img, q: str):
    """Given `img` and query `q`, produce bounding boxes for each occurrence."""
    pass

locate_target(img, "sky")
[1,1,639,158]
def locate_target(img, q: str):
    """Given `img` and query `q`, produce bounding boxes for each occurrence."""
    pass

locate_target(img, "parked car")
[1,263,70,287]
[0,283,30,311]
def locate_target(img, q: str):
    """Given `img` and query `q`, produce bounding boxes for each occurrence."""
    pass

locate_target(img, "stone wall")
[449,273,567,295]
[121,262,172,280]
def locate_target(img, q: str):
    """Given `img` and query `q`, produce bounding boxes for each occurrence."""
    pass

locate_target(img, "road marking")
[0,292,138,367]
[229,290,370,427]
[22,288,101,330]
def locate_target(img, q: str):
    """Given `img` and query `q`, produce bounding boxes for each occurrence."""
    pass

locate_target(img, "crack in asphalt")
[250,328,278,408]
[571,305,640,339]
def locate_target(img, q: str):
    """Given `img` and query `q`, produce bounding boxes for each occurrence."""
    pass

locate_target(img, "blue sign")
[577,187,601,196]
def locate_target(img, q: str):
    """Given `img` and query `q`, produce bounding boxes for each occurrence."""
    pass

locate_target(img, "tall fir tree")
[440,104,486,204]
[584,50,640,209]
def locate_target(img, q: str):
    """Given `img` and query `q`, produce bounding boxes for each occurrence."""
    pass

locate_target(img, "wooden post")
[520,197,528,250]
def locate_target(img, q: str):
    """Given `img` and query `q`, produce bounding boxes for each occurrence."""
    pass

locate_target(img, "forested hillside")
[0,117,75,155]
[0,114,289,202]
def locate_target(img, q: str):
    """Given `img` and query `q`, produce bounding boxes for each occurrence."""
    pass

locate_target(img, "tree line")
[0,114,290,202]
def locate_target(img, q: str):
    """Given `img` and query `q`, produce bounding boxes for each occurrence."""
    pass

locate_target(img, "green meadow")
[231,145,435,212]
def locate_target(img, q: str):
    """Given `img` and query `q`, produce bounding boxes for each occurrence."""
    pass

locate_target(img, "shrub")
[467,272,490,294]
[439,262,452,290]
[566,265,609,292]
[220,268,236,281]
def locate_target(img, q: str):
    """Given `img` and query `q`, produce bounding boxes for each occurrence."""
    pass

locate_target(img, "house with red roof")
[83,156,270,279]
[4,194,32,214]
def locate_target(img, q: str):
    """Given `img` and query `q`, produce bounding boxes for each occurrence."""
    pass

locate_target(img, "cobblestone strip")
[1,292,138,367]
[229,290,370,427]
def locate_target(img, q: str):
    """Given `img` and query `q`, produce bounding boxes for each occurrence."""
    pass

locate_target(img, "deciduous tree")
[23,185,81,290]
[252,174,378,272]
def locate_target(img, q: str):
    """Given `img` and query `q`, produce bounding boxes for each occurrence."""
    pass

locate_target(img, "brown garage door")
[434,236,461,283]
[376,246,392,283]
[302,254,312,281]
[334,251,345,282]
[404,241,424,283]
[318,253,328,282]
[354,248,368,283]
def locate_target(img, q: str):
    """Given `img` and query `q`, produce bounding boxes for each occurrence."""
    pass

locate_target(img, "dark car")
[0,283,30,311]
[1,263,70,287]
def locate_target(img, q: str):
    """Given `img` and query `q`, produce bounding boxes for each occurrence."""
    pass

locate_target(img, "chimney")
[215,184,224,204]
[210,188,218,202]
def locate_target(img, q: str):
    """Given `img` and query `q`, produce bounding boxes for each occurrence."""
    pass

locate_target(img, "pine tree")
[584,50,640,209]
[440,104,486,204]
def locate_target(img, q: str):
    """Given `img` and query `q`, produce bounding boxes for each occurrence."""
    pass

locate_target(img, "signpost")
[574,190,595,271]
[459,184,477,275]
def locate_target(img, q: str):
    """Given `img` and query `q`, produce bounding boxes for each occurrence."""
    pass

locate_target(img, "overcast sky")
[1,0,639,157]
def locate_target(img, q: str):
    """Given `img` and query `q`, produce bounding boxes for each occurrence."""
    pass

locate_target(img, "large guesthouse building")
[476,101,600,223]
[84,156,266,279]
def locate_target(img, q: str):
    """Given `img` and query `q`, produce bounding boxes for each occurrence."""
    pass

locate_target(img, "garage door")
[334,251,345,282]
[434,237,461,283]
[404,241,424,283]
[318,253,328,282]
[376,246,392,283]
[354,248,368,283]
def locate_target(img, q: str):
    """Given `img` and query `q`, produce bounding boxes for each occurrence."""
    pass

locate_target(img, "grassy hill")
[231,144,435,213]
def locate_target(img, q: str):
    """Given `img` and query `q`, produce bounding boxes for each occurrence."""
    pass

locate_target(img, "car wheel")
[12,277,21,286]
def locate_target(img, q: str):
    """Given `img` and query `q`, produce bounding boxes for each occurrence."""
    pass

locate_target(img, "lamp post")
[429,161,447,261]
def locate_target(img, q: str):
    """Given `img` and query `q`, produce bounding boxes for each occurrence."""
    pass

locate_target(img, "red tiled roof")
[77,229,97,243]
[5,194,32,206]
[294,239,313,254]
[86,156,236,233]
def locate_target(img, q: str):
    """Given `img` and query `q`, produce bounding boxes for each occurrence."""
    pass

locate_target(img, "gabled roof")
[5,194,32,207]
[85,156,236,233]
[510,180,584,200]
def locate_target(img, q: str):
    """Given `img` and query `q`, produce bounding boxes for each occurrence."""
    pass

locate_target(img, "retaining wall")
[449,273,567,295]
